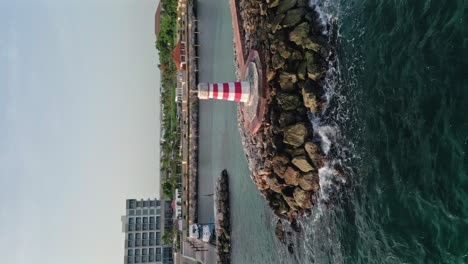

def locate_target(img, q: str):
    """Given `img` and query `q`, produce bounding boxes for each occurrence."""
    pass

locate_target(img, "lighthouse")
[197,60,259,104]
[197,81,251,103]
[196,53,265,134]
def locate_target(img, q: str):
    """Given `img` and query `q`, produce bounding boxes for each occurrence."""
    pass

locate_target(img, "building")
[122,198,173,264]
[172,40,186,71]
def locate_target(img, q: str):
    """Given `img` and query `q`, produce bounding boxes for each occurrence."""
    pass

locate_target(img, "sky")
[0,0,161,263]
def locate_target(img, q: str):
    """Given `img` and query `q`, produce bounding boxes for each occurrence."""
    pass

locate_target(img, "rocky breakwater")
[216,170,231,264]
[237,0,334,220]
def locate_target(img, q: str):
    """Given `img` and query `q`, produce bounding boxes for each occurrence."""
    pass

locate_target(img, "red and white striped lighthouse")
[197,81,251,103]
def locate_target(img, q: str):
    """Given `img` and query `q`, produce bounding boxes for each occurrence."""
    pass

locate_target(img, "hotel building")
[122,198,173,264]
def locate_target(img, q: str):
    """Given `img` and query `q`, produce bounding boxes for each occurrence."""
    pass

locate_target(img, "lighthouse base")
[240,50,267,135]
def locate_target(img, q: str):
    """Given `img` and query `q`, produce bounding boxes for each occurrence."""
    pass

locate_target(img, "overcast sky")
[0,0,161,263]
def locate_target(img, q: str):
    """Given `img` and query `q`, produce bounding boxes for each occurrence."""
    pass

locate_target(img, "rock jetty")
[236,0,334,220]
[216,170,231,264]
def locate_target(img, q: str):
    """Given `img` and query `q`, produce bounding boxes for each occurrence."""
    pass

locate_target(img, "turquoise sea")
[310,0,468,263]
[197,0,468,263]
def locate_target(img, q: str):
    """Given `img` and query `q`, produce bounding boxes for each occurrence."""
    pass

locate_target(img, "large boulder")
[305,38,329,59]
[267,69,277,82]
[292,156,313,172]
[300,80,321,112]
[304,142,325,168]
[223,243,230,253]
[272,53,285,69]
[282,193,301,211]
[290,49,303,61]
[272,41,292,60]
[282,8,305,27]
[254,177,269,191]
[270,14,285,33]
[276,92,300,111]
[272,134,284,150]
[269,193,290,217]
[283,123,308,147]
[277,0,297,13]
[278,198,290,215]
[298,172,320,191]
[273,195,290,216]
[292,147,306,157]
[266,175,285,193]
[279,72,298,91]
[278,111,296,128]
[302,86,319,112]
[289,22,309,47]
[305,52,327,81]
[293,188,313,209]
[272,155,289,176]
[297,62,307,80]
[289,22,329,58]
[283,166,300,186]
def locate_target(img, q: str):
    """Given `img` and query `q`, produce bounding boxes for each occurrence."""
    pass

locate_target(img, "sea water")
[290,0,468,263]
[197,0,468,263]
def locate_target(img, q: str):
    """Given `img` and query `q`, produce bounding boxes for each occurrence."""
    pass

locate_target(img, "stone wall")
[215,170,231,264]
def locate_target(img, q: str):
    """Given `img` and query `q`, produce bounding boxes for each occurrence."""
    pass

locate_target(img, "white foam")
[309,112,337,155]
[318,165,336,200]
[308,0,329,34]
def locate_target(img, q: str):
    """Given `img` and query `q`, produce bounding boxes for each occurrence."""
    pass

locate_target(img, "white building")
[122,198,173,264]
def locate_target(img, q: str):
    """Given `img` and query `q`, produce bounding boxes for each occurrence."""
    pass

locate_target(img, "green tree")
[162,226,176,245]
[156,0,183,197]
[162,180,174,199]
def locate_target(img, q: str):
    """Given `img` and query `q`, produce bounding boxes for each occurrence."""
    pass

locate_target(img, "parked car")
[189,224,212,242]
